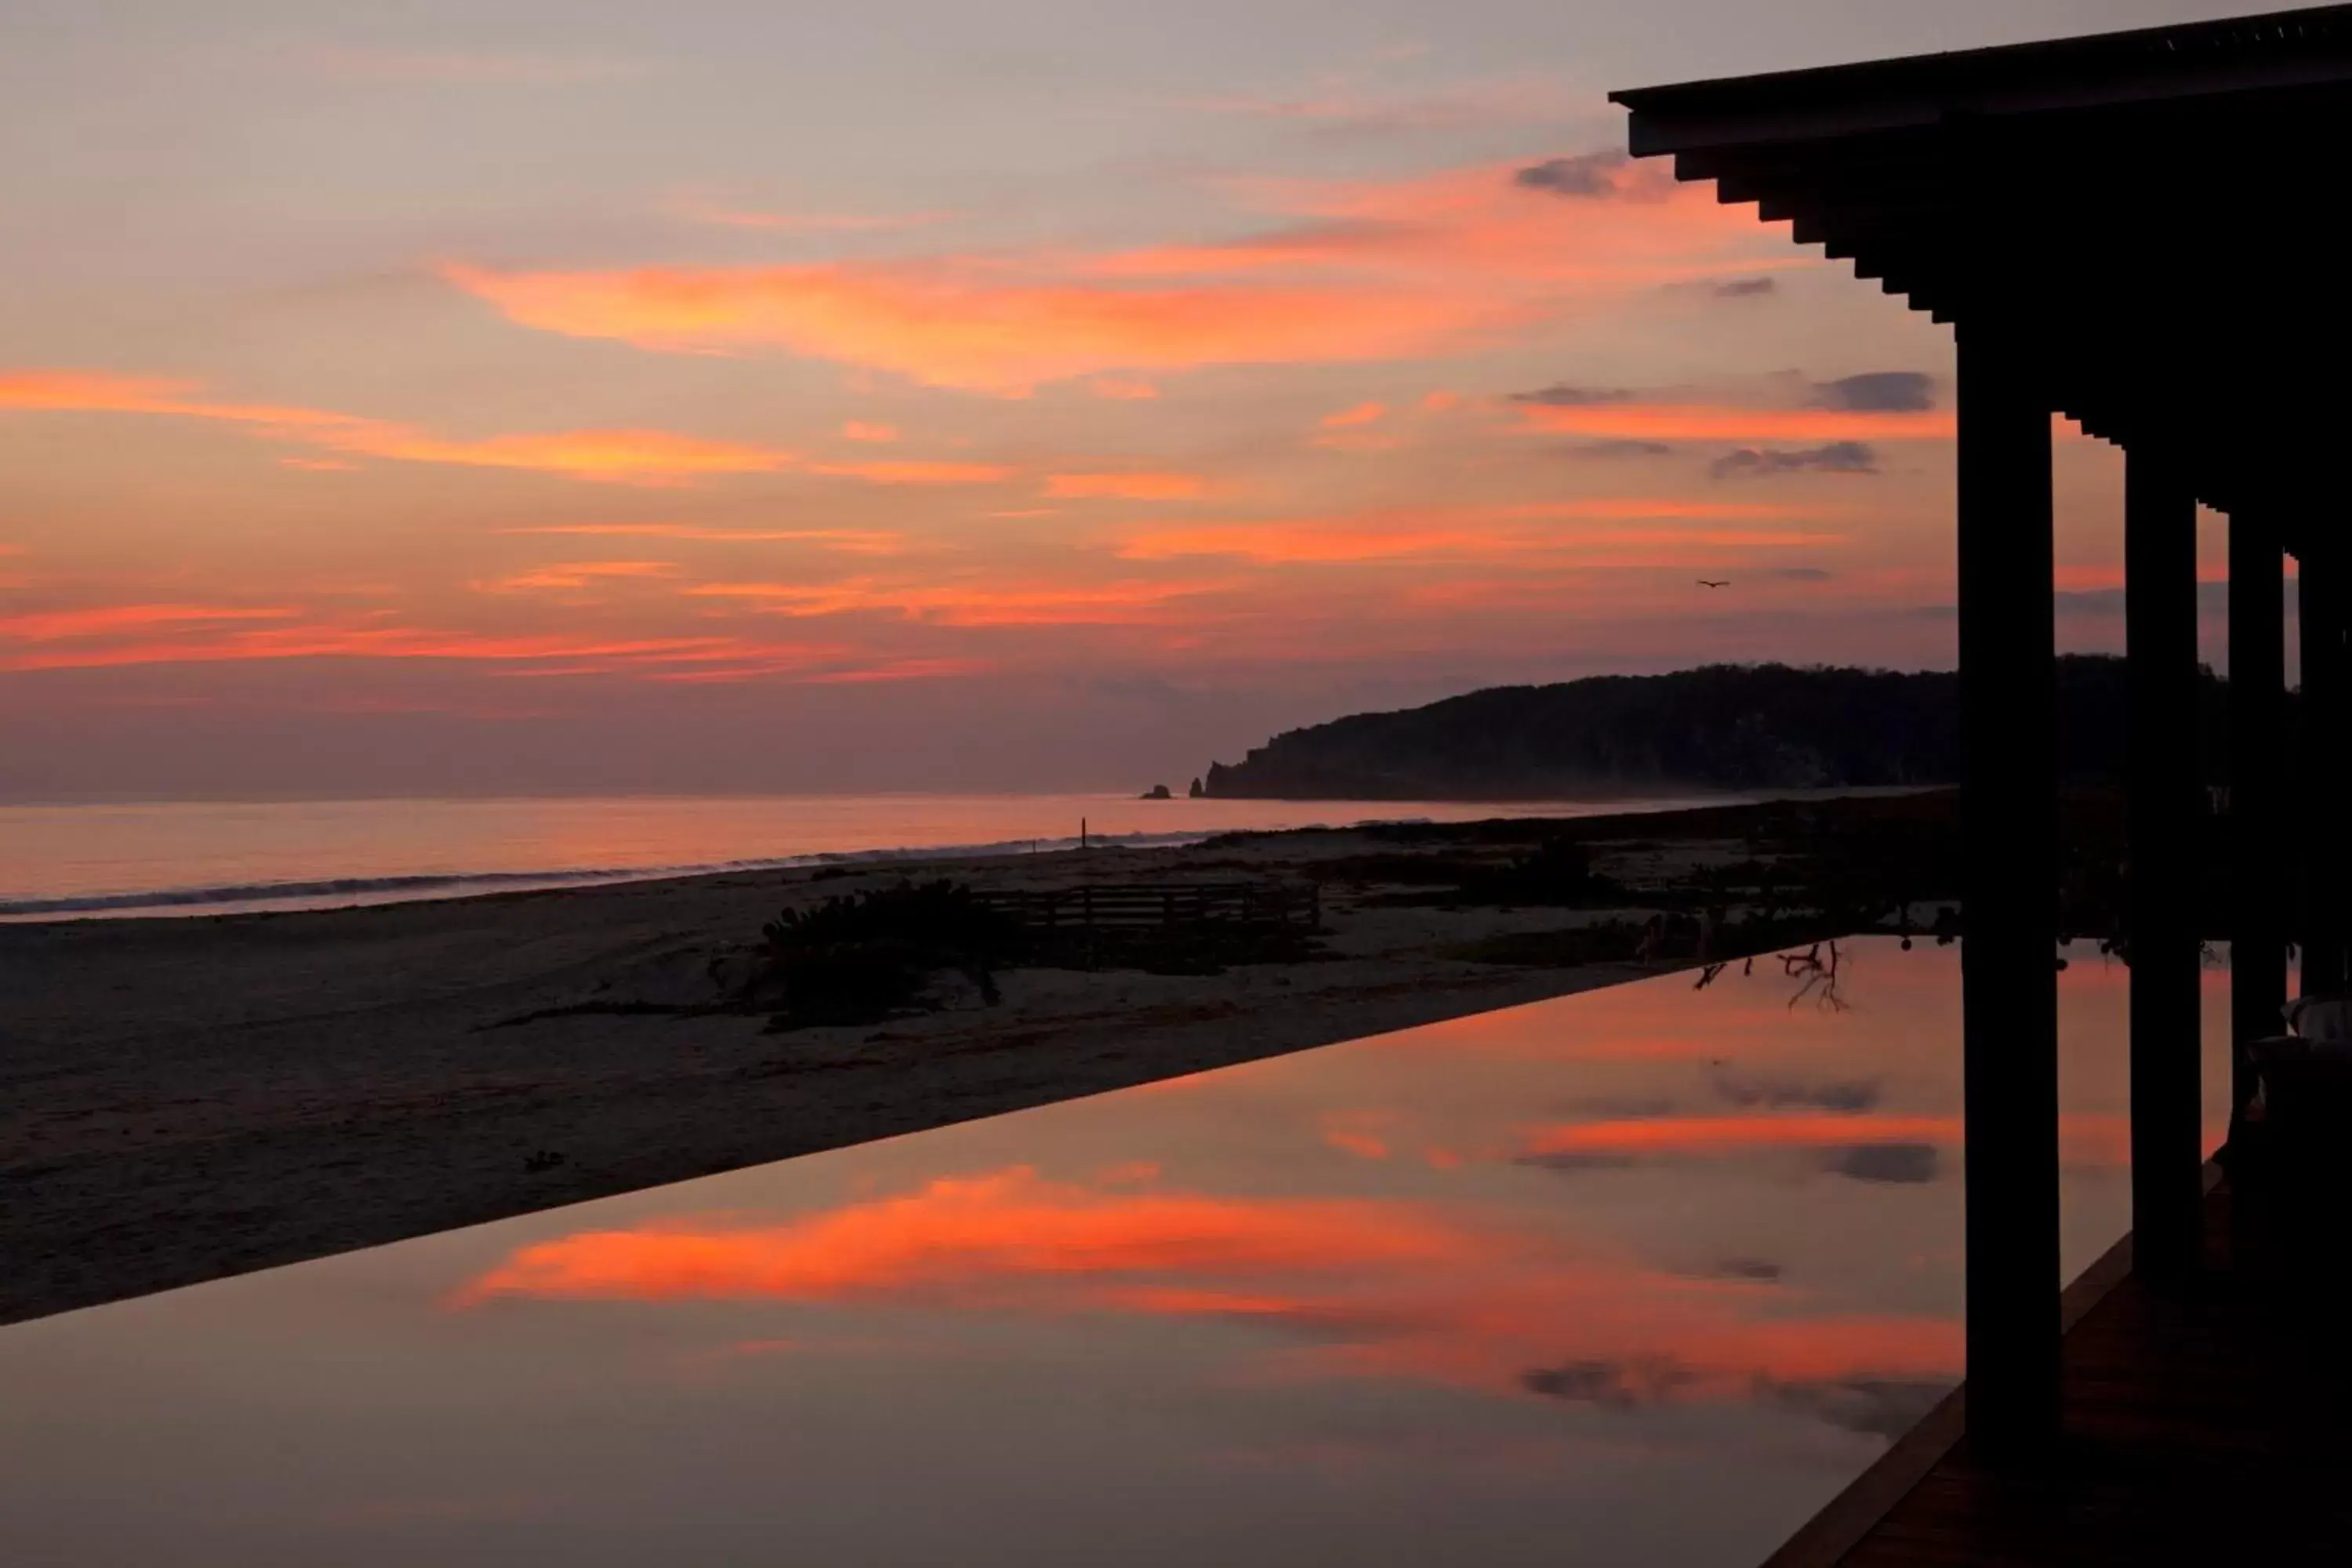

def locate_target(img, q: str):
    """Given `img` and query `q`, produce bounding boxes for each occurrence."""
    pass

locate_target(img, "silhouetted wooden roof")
[1612,5,2352,546]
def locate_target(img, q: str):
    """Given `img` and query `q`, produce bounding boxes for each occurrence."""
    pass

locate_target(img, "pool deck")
[1773,1171,2352,1566]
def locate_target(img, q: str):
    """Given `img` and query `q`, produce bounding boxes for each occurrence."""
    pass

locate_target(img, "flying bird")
[1697,579,1730,588]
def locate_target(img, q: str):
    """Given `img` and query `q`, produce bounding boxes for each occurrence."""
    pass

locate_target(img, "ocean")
[0,792,1733,920]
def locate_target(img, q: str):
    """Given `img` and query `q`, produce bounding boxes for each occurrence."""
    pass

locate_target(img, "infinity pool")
[0,938,2229,1566]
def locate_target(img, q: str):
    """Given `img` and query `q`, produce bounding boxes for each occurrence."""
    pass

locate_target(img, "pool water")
[0,938,2230,1566]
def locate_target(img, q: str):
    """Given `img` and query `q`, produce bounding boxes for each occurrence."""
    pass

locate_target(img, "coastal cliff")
[1203,659,2231,800]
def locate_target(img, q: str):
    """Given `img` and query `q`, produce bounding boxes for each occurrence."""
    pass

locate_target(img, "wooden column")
[1957,320,2060,1457]
[2303,550,2350,996]
[2125,448,2203,1279]
[2230,516,2288,1101]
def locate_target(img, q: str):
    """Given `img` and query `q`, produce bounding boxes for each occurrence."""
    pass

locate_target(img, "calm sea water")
[0,939,2232,1566]
[0,792,1734,919]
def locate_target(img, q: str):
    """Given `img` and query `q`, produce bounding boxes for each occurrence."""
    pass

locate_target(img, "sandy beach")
[1,798,1919,1326]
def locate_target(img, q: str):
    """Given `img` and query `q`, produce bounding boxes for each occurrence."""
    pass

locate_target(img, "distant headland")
[1198,658,2236,800]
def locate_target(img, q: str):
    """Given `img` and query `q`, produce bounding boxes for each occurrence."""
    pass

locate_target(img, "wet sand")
[1,804,1831,1326]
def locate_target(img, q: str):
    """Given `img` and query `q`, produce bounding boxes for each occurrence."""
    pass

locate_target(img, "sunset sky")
[0,1,2284,798]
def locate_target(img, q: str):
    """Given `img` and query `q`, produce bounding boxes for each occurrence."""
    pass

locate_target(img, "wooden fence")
[971,880,1320,934]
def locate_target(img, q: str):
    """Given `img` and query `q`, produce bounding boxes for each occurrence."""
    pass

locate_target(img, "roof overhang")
[1612,5,2352,549]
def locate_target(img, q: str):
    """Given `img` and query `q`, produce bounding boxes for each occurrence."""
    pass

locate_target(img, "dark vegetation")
[1203,657,2243,799]
[742,880,1021,1029]
[737,877,1323,1029]
[1269,785,2218,973]
[503,786,2239,1039]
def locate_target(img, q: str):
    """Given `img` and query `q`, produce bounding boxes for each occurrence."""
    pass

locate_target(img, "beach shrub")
[750,880,1019,1029]
[1477,837,1621,904]
[1348,837,1622,909]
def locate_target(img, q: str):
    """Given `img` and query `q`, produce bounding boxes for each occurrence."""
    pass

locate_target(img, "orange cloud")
[444,262,1504,396]
[1516,403,1955,444]
[0,603,301,641]
[376,427,795,484]
[0,368,795,485]
[0,608,975,686]
[440,160,1784,392]
[501,524,902,553]
[1,368,1012,489]
[1523,1111,2131,1167]
[1319,1109,1399,1162]
[477,560,679,593]
[840,420,899,443]
[1526,1113,1961,1158]
[1320,401,1386,429]
[688,575,1222,627]
[1118,502,1831,565]
[457,1168,1468,1306]
[1044,471,1210,501]
[804,458,1014,486]
[455,1166,1962,1406]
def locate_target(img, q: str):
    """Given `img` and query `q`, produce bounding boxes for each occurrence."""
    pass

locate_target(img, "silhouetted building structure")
[1616,5,2352,1558]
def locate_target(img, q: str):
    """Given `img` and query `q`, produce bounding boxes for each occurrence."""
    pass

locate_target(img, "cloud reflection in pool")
[0,938,2230,1568]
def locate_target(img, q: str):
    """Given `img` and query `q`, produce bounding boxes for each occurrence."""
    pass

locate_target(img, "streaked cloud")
[0,603,302,642]
[686,575,1225,626]
[805,458,1014,486]
[1515,402,1954,444]
[476,560,680,593]
[1711,441,1880,480]
[456,1167,1468,1306]
[1814,372,1936,412]
[1,369,792,485]
[501,524,903,553]
[1513,151,1657,198]
[0,598,978,684]
[1043,471,1210,501]
[440,158,1781,393]
[1117,501,1830,565]
[0,369,1019,488]
[1520,1111,2129,1168]
[453,1164,1960,1412]
[444,260,1503,396]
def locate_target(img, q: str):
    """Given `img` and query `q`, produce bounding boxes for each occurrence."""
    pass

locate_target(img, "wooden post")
[1957,317,2061,1459]
[2125,446,2203,1280]
[2300,550,2349,996]
[2230,515,2288,1105]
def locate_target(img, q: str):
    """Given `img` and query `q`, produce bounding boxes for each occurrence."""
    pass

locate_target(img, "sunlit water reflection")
[0,938,2230,1566]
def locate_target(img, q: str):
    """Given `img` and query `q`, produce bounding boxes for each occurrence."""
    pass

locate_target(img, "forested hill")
[1202,659,2231,800]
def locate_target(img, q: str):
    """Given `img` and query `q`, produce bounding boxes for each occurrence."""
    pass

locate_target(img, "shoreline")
[0,790,1756,923]
[0,795,1939,1327]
